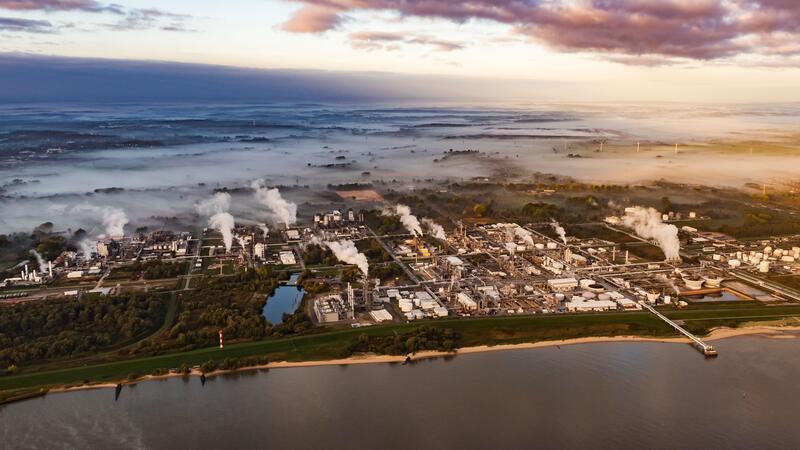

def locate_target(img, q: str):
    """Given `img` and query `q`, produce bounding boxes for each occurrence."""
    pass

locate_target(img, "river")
[1,336,799,449]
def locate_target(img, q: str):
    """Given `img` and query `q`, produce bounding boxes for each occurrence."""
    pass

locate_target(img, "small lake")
[262,274,304,324]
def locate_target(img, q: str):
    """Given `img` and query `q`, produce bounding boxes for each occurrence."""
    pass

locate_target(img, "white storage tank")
[759,260,770,273]
[728,259,742,268]
[546,242,558,250]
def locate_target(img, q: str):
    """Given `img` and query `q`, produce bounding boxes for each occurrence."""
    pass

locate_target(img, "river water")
[1,336,799,449]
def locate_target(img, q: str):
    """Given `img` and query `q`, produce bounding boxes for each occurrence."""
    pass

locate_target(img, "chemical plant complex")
[6,188,800,356]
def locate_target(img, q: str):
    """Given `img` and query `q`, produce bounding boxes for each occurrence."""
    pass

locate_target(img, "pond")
[262,274,304,324]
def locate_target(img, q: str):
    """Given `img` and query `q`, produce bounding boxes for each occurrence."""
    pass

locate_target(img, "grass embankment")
[0,312,673,396]
[3,304,800,403]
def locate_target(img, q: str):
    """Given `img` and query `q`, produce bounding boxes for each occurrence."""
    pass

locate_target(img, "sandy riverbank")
[46,324,800,397]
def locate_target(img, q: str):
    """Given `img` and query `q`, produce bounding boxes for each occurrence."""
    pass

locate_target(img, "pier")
[642,303,718,356]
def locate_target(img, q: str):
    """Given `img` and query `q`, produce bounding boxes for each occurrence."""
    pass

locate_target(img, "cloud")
[0,15,52,32]
[0,0,123,14]
[281,5,343,33]
[1,1,193,32]
[282,0,800,61]
[348,30,463,51]
[110,8,193,32]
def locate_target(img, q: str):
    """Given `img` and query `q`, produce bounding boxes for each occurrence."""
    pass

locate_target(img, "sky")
[1,0,800,103]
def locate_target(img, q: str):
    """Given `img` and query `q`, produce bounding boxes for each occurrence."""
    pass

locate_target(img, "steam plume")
[622,206,681,261]
[251,179,297,227]
[78,239,95,259]
[30,249,48,273]
[422,218,446,240]
[386,204,422,236]
[514,226,534,246]
[550,219,567,245]
[72,204,128,238]
[324,240,369,275]
[196,192,236,252]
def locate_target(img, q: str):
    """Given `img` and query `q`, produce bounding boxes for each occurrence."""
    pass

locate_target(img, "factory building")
[548,278,579,292]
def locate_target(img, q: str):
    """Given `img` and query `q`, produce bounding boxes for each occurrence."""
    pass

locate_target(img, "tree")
[473,203,488,217]
[661,196,672,212]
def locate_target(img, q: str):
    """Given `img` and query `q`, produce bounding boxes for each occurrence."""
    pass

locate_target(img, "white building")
[457,292,478,310]
[565,299,617,312]
[279,251,297,265]
[370,309,393,323]
[548,278,579,292]
[254,243,266,259]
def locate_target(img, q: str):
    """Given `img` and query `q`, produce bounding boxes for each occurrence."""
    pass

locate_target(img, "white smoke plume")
[550,219,567,245]
[251,180,297,227]
[196,192,236,252]
[209,213,235,252]
[622,206,681,261]
[72,204,128,238]
[388,204,422,236]
[30,249,48,273]
[78,239,95,259]
[259,224,270,236]
[195,192,231,216]
[514,226,534,246]
[422,218,446,240]
[324,240,369,276]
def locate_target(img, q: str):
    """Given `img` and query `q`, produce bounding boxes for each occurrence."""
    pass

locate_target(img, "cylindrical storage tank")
[546,242,558,250]
[728,259,741,268]
[587,283,605,293]
[774,249,784,257]
[582,291,596,299]
[555,293,565,301]
[764,246,773,255]
[579,279,594,289]
[535,243,545,250]
[598,293,611,301]
[736,251,743,259]
[759,260,770,273]
[713,254,721,261]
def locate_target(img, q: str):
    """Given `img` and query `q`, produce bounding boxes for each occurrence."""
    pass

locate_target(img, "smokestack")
[625,250,629,264]
[637,141,640,153]
[49,261,53,277]
[363,272,371,309]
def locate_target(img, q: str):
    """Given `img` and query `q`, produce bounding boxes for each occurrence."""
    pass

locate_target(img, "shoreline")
[44,324,800,397]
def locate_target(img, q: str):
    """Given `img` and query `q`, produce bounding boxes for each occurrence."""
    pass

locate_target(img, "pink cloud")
[281,0,800,60]
[281,5,344,33]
